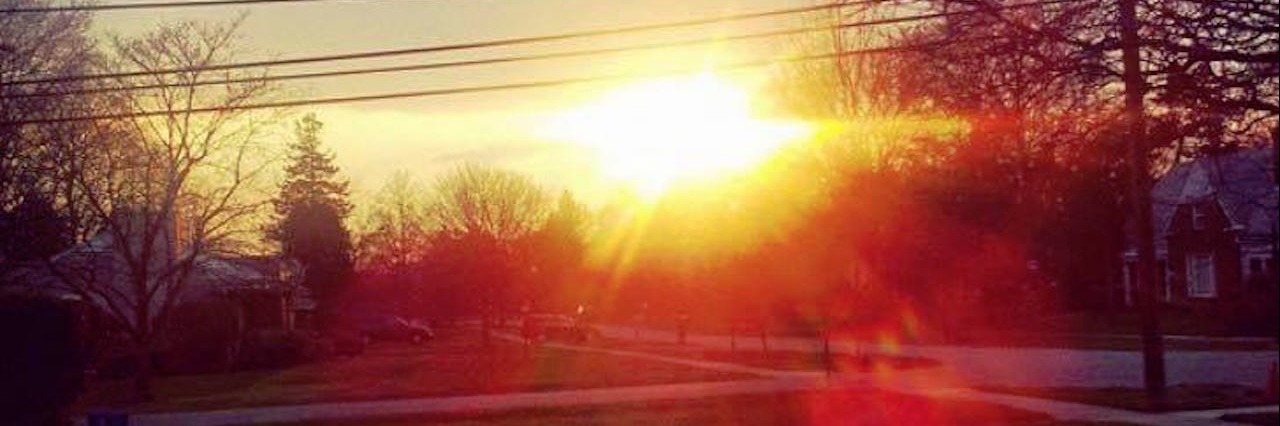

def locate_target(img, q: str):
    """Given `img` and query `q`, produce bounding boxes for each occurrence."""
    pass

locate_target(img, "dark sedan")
[358,315,435,344]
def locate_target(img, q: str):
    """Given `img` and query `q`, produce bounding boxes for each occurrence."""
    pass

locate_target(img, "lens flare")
[543,73,813,198]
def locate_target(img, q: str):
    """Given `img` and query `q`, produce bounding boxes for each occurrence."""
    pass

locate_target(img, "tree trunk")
[132,279,155,402]
[133,343,153,402]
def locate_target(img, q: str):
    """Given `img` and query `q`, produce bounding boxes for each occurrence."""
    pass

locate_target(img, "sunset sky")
[92,0,819,207]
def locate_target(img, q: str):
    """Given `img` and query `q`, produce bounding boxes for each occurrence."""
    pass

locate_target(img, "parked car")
[528,313,598,343]
[323,328,367,356]
[357,315,435,344]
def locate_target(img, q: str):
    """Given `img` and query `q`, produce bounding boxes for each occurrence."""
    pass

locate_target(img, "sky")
[89,0,819,208]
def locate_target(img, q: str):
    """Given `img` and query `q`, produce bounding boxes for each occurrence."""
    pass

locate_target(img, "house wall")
[1164,200,1243,305]
[1240,243,1277,281]
[237,290,287,330]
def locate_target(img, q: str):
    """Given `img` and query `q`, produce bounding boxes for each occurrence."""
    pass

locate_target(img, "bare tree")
[1142,0,1278,155]
[1,1,101,269]
[358,170,431,275]
[430,164,549,243]
[429,164,549,341]
[47,18,283,400]
[925,0,1277,160]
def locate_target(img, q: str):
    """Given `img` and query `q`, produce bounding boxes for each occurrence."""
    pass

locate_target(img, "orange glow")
[543,73,814,198]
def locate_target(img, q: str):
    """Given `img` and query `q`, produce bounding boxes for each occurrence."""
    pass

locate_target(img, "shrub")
[159,299,243,374]
[0,293,84,426]
[236,330,329,370]
[1223,283,1280,338]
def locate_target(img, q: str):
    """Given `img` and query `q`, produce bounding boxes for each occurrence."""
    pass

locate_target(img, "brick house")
[1121,148,1278,307]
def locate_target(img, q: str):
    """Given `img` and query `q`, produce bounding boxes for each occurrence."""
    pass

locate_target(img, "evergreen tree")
[526,190,589,310]
[273,114,354,327]
[275,114,352,219]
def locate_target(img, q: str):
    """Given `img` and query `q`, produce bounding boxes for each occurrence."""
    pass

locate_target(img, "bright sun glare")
[545,73,813,197]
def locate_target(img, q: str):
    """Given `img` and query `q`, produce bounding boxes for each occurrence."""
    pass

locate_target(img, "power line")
[6,0,1067,90]
[10,7,1019,98]
[2,0,428,13]
[2,39,966,125]
[6,1,874,85]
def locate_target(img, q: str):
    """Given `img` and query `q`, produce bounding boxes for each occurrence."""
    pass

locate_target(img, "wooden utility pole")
[1118,0,1166,403]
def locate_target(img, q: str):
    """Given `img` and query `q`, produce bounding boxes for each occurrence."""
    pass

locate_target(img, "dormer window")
[1191,204,1207,230]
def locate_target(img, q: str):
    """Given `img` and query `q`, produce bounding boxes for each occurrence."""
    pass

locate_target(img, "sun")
[544,73,812,197]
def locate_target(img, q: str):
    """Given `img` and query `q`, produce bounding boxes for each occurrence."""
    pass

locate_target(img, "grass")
[1220,412,1279,425]
[75,329,753,413]
[595,338,938,372]
[980,384,1279,412]
[263,388,1104,426]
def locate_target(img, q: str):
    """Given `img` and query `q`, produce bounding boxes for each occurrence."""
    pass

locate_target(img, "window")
[1123,261,1136,307]
[1248,256,1274,287]
[1158,259,1171,302]
[1186,253,1217,298]
[1191,204,1207,230]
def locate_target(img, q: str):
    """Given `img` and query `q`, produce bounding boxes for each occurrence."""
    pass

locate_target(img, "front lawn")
[268,388,1088,426]
[75,329,754,413]
[980,384,1278,412]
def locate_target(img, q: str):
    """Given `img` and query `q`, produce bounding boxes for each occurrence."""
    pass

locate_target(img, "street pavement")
[596,325,1280,388]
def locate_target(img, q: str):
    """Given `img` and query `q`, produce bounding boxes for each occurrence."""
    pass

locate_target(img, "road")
[597,325,1280,388]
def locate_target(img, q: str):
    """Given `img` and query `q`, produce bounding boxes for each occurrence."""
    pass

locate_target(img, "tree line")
[353,165,590,333]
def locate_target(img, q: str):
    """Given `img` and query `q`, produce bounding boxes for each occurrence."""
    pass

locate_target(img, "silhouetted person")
[676,310,690,345]
[634,302,648,339]
[572,304,592,343]
[520,303,536,347]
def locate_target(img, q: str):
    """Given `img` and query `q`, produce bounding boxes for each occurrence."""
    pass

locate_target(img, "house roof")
[195,255,314,309]
[8,235,304,318]
[1151,147,1278,238]
[199,256,279,288]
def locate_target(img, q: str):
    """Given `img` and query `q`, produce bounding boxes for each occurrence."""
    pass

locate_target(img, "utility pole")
[1118,0,1166,403]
